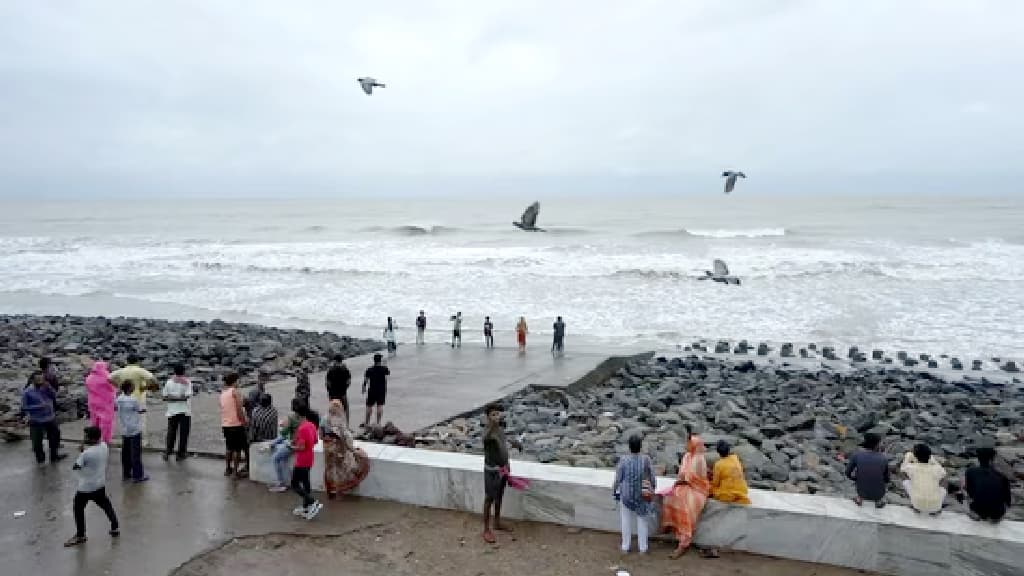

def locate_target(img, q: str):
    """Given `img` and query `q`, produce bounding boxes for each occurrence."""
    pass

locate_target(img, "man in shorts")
[482,403,521,544]
[362,353,390,428]
[450,312,463,348]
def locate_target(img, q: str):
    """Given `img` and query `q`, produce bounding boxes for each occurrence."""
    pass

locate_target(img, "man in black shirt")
[362,353,390,429]
[963,447,1012,523]
[325,355,352,424]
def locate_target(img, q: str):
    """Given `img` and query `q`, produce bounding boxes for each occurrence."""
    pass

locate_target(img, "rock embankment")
[0,315,380,426]
[422,355,1024,519]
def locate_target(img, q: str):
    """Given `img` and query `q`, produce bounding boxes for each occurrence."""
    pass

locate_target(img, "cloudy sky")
[1,1,1022,196]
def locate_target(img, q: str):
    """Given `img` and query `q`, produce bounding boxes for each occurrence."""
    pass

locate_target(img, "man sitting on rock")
[845,432,889,508]
[900,444,946,515]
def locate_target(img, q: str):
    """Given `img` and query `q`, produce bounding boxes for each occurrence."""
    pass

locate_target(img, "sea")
[1,194,1022,359]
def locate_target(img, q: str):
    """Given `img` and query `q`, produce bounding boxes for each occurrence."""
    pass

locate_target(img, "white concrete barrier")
[250,441,1023,576]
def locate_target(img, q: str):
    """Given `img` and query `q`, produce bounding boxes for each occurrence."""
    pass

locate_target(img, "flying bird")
[722,171,746,194]
[358,77,386,95]
[513,201,544,232]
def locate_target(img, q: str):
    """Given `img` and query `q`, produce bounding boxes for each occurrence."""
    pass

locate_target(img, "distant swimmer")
[722,171,746,194]
[513,201,545,231]
[358,77,386,95]
[699,259,741,285]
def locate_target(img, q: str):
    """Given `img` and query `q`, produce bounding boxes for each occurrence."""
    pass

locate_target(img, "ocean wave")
[633,227,788,239]
[611,269,689,279]
[362,225,461,236]
[191,261,399,276]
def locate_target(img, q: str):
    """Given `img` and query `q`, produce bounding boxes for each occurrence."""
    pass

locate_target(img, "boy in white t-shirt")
[64,426,119,547]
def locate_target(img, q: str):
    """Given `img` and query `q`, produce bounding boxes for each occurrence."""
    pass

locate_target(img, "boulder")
[972,360,983,371]
[732,443,769,471]
[757,343,770,356]
[715,341,730,354]
[951,358,963,370]
[781,343,794,357]
[1002,361,1021,373]
[784,414,816,432]
[872,349,884,360]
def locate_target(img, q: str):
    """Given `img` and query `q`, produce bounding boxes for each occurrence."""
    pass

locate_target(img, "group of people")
[20,351,1015,553]
[609,427,1014,558]
[390,312,566,354]
[845,432,1012,523]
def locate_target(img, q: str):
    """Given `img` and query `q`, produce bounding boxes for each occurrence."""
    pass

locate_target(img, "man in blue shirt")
[21,371,66,465]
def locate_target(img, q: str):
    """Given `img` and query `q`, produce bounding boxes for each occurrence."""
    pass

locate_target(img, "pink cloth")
[500,466,531,491]
[85,361,116,443]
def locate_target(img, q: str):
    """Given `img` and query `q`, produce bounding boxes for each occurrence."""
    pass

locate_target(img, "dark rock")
[951,358,963,370]
[1002,361,1020,373]
[784,414,816,432]
[781,343,794,357]
[760,425,785,439]
[872,350,884,360]
[897,351,908,361]
[757,343,770,356]
[903,358,919,367]
[927,360,938,369]
[972,360,983,371]
[714,341,730,354]
[799,348,809,358]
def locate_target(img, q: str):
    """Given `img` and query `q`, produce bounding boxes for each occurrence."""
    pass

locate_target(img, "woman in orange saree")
[660,433,710,558]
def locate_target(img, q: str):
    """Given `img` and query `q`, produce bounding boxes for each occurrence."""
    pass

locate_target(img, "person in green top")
[267,398,303,492]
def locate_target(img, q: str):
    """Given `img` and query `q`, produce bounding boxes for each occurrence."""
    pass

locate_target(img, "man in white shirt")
[162,363,192,461]
[900,444,947,515]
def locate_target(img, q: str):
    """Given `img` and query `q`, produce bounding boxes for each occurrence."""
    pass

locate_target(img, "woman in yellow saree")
[710,440,751,505]
[660,432,710,558]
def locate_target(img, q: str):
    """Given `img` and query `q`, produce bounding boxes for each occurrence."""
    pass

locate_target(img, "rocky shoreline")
[0,314,381,427]
[421,354,1024,520]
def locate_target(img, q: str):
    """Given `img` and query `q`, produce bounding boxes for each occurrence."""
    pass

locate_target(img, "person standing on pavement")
[109,354,157,447]
[325,355,352,424]
[383,317,397,356]
[362,353,390,428]
[415,310,427,345]
[63,426,118,547]
[552,316,566,354]
[21,370,66,465]
[219,373,248,478]
[484,317,494,348]
[161,363,192,461]
[115,381,148,483]
[84,360,116,444]
[289,400,323,520]
[450,311,463,348]
[516,317,528,353]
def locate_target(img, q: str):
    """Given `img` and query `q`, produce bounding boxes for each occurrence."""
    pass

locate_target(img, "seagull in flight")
[721,171,746,194]
[358,77,386,95]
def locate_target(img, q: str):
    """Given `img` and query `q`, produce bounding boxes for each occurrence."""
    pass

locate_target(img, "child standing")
[115,381,147,482]
[613,434,656,554]
[290,401,323,520]
[64,426,119,547]
[481,403,521,543]
[845,432,890,508]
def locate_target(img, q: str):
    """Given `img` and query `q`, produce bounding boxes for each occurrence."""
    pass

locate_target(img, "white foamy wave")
[686,227,788,238]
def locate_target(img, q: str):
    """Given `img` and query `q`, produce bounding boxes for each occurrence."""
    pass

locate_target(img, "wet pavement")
[0,440,871,576]
[59,344,626,454]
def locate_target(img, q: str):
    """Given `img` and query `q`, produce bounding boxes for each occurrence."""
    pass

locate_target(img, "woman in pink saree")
[660,432,710,558]
[85,361,117,443]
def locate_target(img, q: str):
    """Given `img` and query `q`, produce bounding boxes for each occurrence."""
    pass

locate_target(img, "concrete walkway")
[0,442,868,576]
[60,344,635,454]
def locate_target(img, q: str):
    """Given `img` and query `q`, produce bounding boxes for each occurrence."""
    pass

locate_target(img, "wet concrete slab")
[0,441,871,576]
[0,441,411,576]
[60,344,641,454]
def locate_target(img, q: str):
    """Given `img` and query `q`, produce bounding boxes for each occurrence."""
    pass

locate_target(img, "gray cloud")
[1,1,1022,196]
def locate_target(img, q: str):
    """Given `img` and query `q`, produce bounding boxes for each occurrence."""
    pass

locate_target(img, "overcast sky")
[1,1,1022,197]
